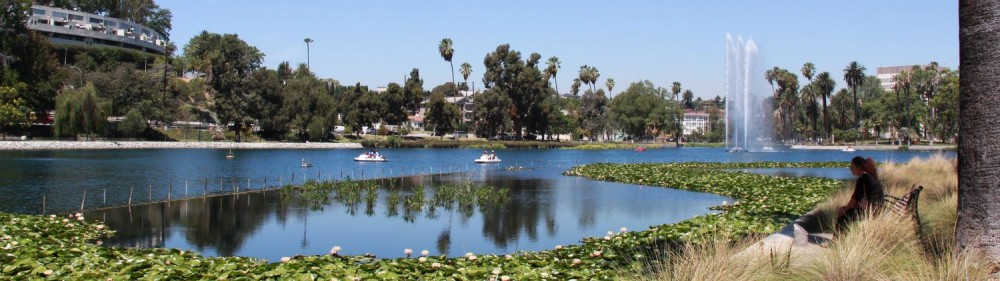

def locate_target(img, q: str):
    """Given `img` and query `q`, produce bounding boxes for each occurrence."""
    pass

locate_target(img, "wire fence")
[39,159,586,215]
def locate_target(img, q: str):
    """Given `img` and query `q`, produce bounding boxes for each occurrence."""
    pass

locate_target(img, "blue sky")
[160,0,957,99]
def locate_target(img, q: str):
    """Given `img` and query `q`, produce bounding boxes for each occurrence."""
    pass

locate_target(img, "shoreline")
[790,144,955,151]
[0,140,363,150]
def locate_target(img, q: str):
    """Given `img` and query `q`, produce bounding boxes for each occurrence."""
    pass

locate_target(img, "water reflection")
[86,167,730,261]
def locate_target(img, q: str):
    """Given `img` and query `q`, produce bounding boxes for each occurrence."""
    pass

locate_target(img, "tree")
[403,68,424,114]
[682,89,694,109]
[380,82,407,126]
[571,78,582,96]
[424,91,461,137]
[54,83,110,139]
[303,38,313,69]
[801,62,816,82]
[481,45,550,139]
[671,82,682,145]
[546,56,561,95]
[342,83,382,136]
[120,108,147,139]
[578,65,600,92]
[800,83,821,142]
[183,31,264,142]
[605,78,615,97]
[957,1,1000,276]
[578,89,608,141]
[608,80,668,139]
[439,38,456,95]
[472,89,511,138]
[893,70,914,144]
[814,72,836,142]
[843,61,867,136]
[0,86,29,139]
[460,62,472,95]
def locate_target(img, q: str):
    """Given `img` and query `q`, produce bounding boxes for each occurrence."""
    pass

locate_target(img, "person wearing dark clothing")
[836,156,885,234]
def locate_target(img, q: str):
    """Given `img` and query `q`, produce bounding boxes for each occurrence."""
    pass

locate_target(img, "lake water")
[0,146,952,261]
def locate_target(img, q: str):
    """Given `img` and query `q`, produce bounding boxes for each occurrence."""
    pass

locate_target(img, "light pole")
[303,38,313,70]
[68,66,83,88]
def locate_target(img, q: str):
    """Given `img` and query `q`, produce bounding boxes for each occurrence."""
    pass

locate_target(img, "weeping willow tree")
[54,83,110,140]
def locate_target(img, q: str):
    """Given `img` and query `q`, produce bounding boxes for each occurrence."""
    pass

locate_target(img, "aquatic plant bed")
[565,162,846,243]
[1,161,846,279]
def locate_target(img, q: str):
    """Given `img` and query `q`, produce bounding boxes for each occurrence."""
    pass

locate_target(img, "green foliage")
[54,83,110,139]
[424,91,461,137]
[0,86,29,138]
[578,89,609,141]
[472,89,511,137]
[119,108,147,139]
[608,80,668,139]
[183,31,263,142]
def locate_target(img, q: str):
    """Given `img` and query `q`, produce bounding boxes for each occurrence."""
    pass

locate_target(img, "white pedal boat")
[354,154,387,162]
[474,155,501,163]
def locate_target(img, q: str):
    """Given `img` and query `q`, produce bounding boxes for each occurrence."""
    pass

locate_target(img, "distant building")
[682,110,722,136]
[876,65,921,92]
[26,5,168,55]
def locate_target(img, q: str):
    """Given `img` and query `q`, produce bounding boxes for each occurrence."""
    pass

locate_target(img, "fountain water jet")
[725,34,773,152]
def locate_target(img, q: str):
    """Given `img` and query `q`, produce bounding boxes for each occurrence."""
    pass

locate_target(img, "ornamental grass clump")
[624,235,780,281]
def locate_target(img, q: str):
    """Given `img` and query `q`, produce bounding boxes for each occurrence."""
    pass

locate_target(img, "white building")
[682,110,712,136]
[876,65,921,92]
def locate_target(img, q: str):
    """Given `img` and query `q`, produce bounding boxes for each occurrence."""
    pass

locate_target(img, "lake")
[0,146,952,261]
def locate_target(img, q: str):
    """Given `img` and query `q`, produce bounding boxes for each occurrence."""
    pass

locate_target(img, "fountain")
[725,34,773,152]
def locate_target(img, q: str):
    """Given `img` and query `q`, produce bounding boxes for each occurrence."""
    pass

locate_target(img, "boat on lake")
[474,154,501,163]
[842,146,856,152]
[225,149,235,159]
[354,154,387,162]
[301,159,313,167]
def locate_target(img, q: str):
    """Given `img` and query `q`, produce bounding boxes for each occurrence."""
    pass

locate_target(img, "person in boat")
[482,150,488,158]
[489,150,496,160]
[836,156,885,235]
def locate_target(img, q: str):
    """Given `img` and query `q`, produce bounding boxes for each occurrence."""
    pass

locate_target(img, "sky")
[159,0,957,99]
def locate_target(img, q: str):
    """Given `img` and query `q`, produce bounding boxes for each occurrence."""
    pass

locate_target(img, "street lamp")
[68,66,83,87]
[303,38,313,70]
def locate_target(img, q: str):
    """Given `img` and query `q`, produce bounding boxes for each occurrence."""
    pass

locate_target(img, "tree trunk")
[957,1,1000,278]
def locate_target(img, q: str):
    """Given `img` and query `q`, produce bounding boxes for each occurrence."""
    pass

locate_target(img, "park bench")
[884,184,923,219]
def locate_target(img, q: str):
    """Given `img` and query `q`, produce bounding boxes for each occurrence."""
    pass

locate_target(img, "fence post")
[185,181,189,196]
[247,178,250,191]
[264,176,268,190]
[103,188,106,204]
[203,179,208,195]
[41,195,46,215]
[168,180,173,200]
[80,189,87,211]
[129,186,133,205]
[148,185,152,202]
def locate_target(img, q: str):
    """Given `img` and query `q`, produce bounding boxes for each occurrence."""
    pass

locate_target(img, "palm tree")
[546,56,561,95]
[303,38,313,70]
[814,72,836,142]
[843,61,866,140]
[578,65,599,92]
[800,83,820,142]
[801,62,815,82]
[571,78,582,96]
[671,82,682,146]
[438,38,456,94]
[460,62,472,96]
[765,66,781,95]
[605,78,615,97]
[892,70,912,145]
[957,0,1000,273]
